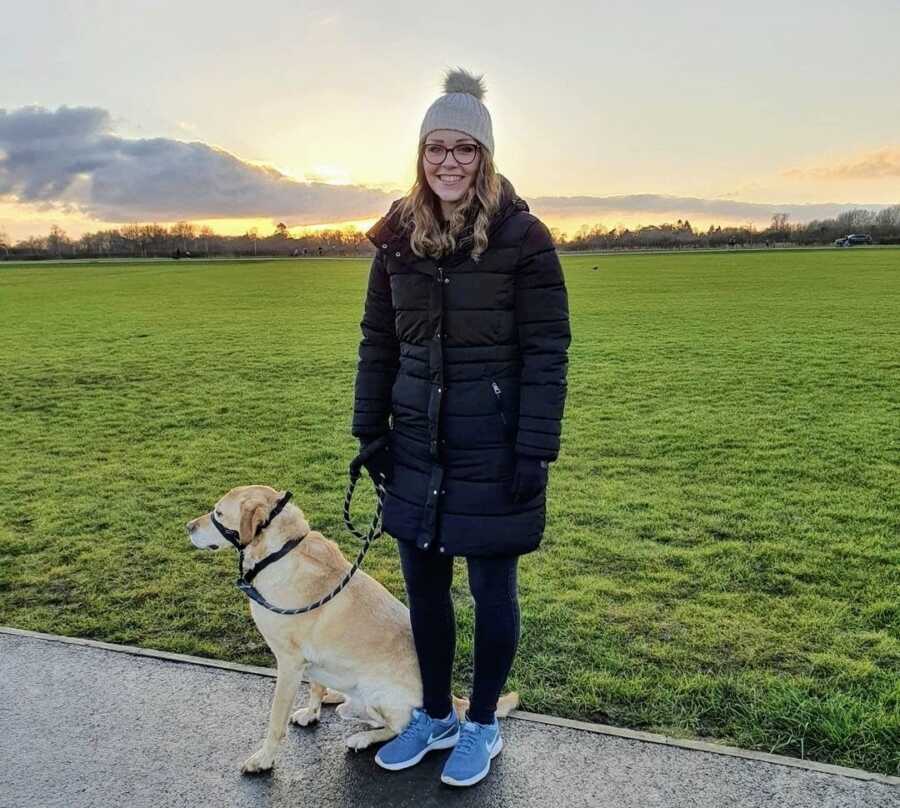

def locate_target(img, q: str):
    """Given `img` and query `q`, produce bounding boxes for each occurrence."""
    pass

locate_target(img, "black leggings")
[396,540,520,725]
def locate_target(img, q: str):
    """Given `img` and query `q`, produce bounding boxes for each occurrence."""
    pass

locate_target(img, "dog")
[186,484,519,774]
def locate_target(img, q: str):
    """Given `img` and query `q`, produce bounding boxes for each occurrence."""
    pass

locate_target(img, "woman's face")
[422,129,481,212]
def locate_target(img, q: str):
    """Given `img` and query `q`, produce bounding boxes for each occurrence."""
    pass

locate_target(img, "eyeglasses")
[423,143,480,165]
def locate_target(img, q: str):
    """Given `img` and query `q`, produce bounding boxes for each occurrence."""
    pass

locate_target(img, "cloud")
[527,193,891,224]
[782,146,900,181]
[0,105,393,224]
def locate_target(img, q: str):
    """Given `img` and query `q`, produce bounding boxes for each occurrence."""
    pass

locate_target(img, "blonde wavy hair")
[396,141,503,262]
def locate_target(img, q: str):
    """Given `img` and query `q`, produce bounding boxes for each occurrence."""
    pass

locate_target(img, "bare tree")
[771,213,790,232]
[835,209,874,232]
[199,225,214,257]
[121,223,146,256]
[17,235,49,255]
[549,226,568,246]
[170,221,196,251]
[47,224,70,258]
[874,205,900,229]
[142,224,167,255]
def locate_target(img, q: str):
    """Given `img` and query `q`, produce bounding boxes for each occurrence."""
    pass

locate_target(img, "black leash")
[209,435,388,615]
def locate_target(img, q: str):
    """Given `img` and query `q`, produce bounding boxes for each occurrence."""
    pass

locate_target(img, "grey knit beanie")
[419,67,494,155]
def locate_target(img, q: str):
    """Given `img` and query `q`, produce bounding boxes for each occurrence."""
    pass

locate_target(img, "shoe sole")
[440,734,504,787]
[374,729,460,771]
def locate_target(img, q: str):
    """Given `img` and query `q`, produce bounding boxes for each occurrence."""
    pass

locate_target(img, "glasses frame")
[423,142,481,166]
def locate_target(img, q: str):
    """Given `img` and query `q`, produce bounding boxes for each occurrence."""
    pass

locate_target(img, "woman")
[350,67,571,787]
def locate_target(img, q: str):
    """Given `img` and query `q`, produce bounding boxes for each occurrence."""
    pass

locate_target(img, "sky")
[2,0,899,242]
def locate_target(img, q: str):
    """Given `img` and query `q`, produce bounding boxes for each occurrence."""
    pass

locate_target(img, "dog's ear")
[239,497,269,545]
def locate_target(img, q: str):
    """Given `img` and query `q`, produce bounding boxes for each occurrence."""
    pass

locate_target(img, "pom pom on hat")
[442,67,486,100]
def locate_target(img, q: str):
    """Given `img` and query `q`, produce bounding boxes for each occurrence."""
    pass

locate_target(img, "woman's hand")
[356,436,394,485]
[511,455,549,503]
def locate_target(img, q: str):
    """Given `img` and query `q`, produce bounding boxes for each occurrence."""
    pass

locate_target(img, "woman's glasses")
[423,143,480,165]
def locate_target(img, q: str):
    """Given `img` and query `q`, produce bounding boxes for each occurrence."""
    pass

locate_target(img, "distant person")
[351,67,571,787]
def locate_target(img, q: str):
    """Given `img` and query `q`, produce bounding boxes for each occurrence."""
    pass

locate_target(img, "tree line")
[0,221,372,260]
[1,206,899,260]
[557,207,900,251]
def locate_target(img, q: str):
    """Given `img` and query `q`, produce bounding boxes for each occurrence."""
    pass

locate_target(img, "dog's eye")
[215,510,222,517]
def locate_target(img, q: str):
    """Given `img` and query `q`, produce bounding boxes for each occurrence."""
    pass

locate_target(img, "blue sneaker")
[375,707,460,770]
[440,716,503,787]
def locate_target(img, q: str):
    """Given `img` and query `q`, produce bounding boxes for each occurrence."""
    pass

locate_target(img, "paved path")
[1,631,896,808]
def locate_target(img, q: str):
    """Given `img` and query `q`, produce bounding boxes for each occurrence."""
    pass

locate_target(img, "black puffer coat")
[351,174,571,557]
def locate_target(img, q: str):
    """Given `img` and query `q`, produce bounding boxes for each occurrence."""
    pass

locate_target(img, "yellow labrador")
[186,484,518,774]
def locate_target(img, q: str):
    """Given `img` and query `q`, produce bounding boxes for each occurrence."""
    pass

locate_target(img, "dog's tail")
[451,691,520,720]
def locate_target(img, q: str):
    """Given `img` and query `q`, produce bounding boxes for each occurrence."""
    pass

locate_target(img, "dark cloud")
[0,105,393,223]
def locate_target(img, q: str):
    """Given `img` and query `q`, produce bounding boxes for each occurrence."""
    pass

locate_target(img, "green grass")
[1,251,898,775]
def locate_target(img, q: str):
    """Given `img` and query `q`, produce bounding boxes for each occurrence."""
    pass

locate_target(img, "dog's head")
[186,485,306,551]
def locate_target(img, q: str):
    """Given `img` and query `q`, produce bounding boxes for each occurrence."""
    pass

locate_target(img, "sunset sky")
[2,0,899,243]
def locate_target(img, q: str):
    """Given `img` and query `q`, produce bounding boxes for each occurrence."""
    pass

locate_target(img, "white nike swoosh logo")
[427,724,456,744]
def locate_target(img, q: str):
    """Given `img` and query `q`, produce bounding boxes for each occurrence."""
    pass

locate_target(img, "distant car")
[834,233,872,247]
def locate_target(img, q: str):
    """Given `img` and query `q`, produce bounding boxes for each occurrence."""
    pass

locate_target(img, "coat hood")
[365,173,530,261]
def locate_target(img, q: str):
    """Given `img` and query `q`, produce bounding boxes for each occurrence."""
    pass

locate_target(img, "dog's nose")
[185,521,195,535]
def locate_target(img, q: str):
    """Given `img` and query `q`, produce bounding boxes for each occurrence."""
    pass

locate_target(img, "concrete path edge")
[3,625,897,787]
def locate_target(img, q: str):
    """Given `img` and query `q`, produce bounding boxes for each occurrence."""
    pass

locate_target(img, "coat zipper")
[491,380,508,428]
[434,266,444,339]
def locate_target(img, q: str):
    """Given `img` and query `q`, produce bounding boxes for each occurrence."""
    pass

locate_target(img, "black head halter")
[210,490,294,550]
[209,490,309,601]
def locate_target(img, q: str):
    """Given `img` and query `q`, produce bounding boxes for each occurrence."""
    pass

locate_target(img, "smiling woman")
[351,66,571,788]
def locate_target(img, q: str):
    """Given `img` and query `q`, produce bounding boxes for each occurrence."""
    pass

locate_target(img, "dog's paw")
[344,731,374,751]
[290,707,320,727]
[240,749,275,775]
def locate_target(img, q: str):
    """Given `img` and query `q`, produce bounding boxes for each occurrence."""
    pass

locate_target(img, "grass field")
[1,250,898,775]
